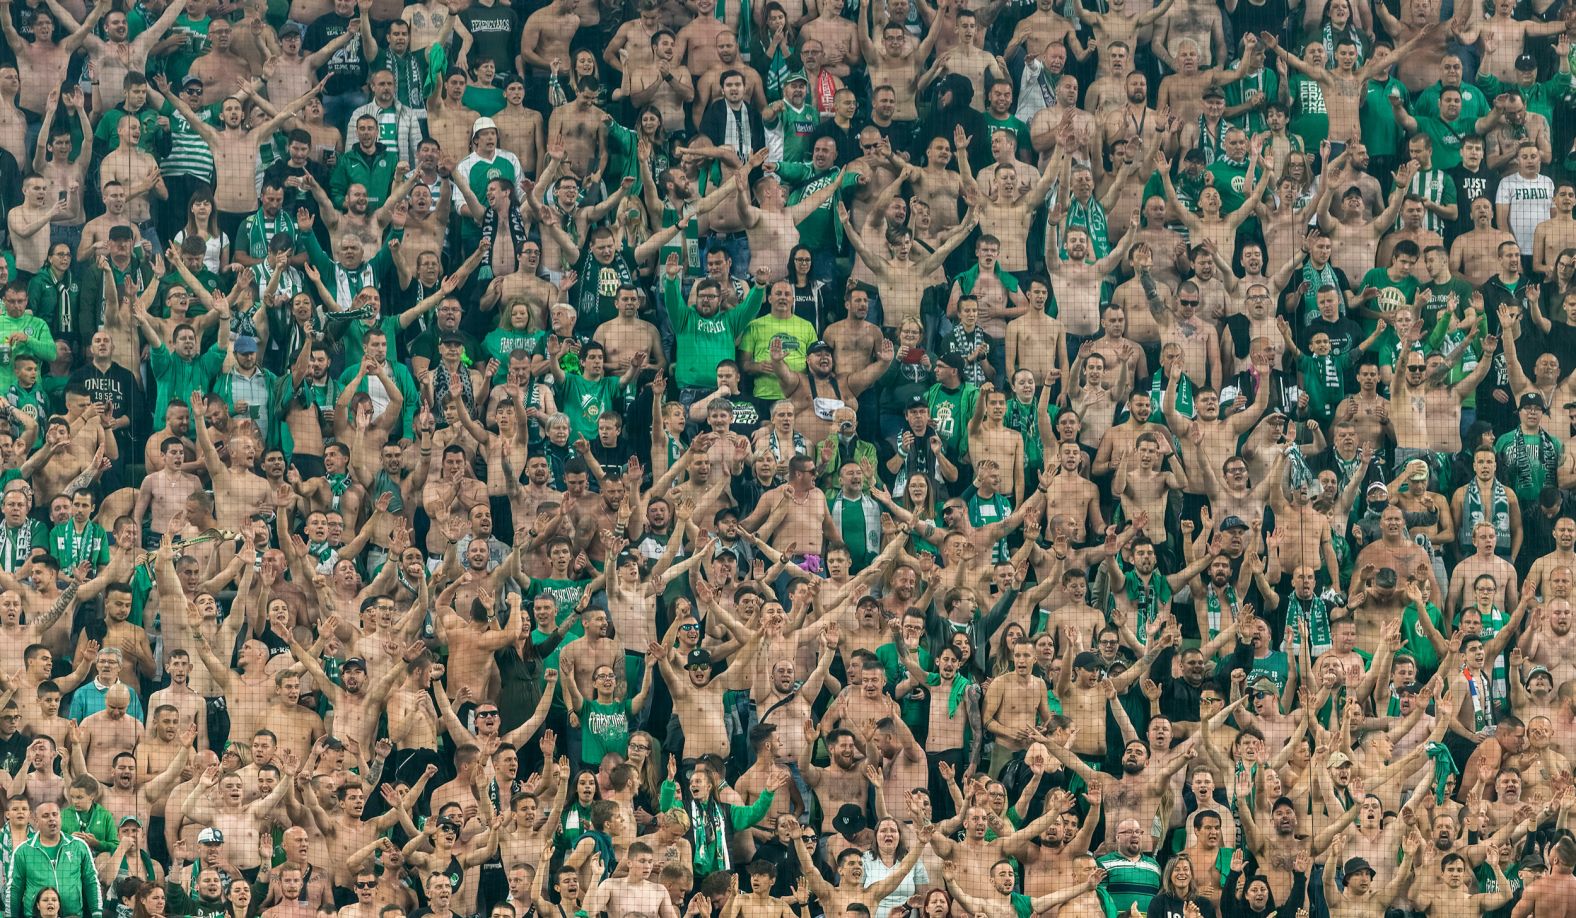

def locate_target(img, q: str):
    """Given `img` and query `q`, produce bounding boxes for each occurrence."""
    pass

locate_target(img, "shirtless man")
[860,14,937,123]
[190,396,270,532]
[1456,0,1570,83]
[917,11,1004,107]
[798,0,857,78]
[582,842,680,918]
[840,197,974,330]
[517,0,577,81]
[79,684,144,781]
[1390,327,1497,464]
[1044,715,1202,852]
[1512,836,1576,918]
[159,74,323,224]
[185,19,254,103]
[616,31,693,135]
[1262,31,1433,149]
[1451,198,1514,287]
[655,644,755,760]
[181,764,292,875]
[1046,219,1140,343]
[1075,0,1177,76]
[133,440,201,542]
[981,640,1053,775]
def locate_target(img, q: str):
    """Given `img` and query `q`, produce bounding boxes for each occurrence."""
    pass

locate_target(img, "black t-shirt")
[460,2,519,73]
[0,729,28,774]
[261,159,329,218]
[305,14,366,97]
[68,362,141,428]
[1447,164,1498,240]
[1303,315,1366,356]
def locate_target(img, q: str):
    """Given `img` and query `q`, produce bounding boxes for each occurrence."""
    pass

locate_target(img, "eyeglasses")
[629,743,651,752]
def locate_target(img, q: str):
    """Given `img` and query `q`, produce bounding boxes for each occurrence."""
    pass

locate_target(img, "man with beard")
[1046,224,1140,354]
[1043,716,1201,853]
[283,632,423,750]
[769,338,893,449]
[1054,635,1166,764]
[943,857,1104,918]
[1513,836,1576,918]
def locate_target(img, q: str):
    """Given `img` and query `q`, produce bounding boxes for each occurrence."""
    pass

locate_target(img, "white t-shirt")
[1496,172,1554,250]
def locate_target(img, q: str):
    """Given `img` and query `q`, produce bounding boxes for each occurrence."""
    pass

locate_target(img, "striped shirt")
[160,100,217,181]
[1096,852,1162,914]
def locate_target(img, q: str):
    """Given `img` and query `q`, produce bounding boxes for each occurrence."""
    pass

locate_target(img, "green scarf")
[327,473,352,512]
[1203,584,1238,641]
[1115,568,1171,643]
[925,671,973,717]
[1424,741,1457,803]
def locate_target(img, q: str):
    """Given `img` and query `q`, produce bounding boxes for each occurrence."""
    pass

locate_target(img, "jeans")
[324,89,370,137]
[708,233,751,279]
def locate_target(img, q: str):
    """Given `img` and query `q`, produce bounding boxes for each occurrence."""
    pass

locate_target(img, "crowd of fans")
[2,0,1576,917]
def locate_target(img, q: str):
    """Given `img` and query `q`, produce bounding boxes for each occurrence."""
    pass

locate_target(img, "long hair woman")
[172,187,230,274]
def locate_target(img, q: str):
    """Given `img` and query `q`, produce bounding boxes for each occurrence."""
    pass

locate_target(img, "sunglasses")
[477,710,499,717]
[356,882,377,889]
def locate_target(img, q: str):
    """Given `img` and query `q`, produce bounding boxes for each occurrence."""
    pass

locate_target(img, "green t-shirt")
[738,313,817,399]
[776,102,821,164]
[526,577,591,624]
[1494,429,1564,505]
[926,383,980,458]
[665,277,763,388]
[1411,115,1471,171]
[1288,73,1330,147]
[1360,77,1407,156]
[1357,268,1420,332]
[773,162,858,248]
[557,372,626,440]
[578,698,632,766]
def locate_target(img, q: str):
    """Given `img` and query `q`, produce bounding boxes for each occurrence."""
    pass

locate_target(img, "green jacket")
[329,141,401,209]
[60,802,118,854]
[211,367,289,450]
[148,342,226,423]
[6,834,102,918]
[0,315,57,392]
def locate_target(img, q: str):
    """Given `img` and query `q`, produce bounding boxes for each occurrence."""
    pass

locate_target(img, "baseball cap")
[686,649,713,670]
[471,116,498,137]
[1374,568,1398,589]
[108,225,135,242]
[1202,86,1226,100]
[1367,482,1389,496]
[198,827,225,845]
[1520,392,1547,410]
[182,75,204,88]
[120,815,143,827]
[1516,53,1537,71]
[938,352,967,371]
[807,341,833,356]
[343,657,368,672]
[784,70,809,84]
[233,335,259,354]
[280,23,303,38]
[438,331,466,345]
[1219,515,1249,532]
[905,395,929,412]
[1329,751,1352,768]
[1073,651,1104,671]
